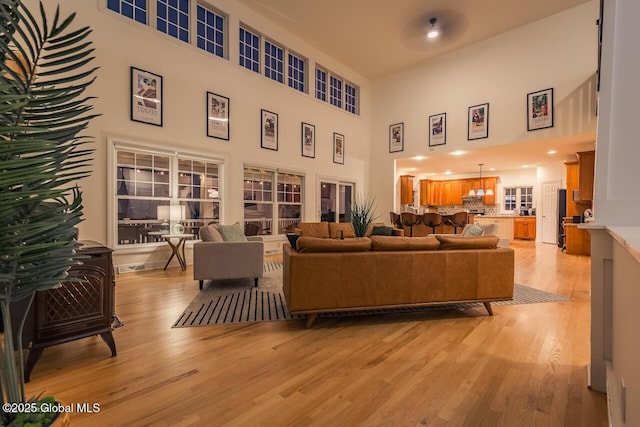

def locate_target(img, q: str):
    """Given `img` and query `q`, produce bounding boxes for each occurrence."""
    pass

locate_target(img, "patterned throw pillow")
[461,223,485,237]
[217,222,248,242]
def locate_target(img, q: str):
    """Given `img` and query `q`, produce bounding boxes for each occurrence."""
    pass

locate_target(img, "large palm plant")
[0,0,97,418]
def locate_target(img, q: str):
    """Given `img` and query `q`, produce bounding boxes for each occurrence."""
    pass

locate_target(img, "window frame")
[108,139,224,250]
[106,0,228,59]
[315,65,359,115]
[243,165,304,236]
[503,186,534,213]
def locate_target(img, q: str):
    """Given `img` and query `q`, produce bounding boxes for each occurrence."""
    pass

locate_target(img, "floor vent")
[117,264,146,274]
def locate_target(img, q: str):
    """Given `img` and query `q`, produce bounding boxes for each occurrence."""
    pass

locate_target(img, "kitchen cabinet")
[565,223,591,255]
[481,177,497,205]
[472,216,514,240]
[565,161,580,217]
[400,175,414,205]
[514,217,536,240]
[577,150,595,201]
[419,179,431,206]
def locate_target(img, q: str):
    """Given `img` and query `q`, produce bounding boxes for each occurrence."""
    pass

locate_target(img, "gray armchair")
[193,226,264,290]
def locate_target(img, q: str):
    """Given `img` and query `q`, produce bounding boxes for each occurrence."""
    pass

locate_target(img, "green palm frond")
[0,0,98,411]
[351,193,377,237]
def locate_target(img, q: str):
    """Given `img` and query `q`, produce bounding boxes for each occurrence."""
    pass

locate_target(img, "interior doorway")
[541,180,560,244]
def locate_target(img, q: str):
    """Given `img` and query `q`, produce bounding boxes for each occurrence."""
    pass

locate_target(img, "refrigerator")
[557,189,567,248]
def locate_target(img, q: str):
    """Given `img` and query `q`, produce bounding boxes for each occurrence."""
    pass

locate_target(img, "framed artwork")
[527,88,554,131]
[389,122,404,153]
[301,122,315,158]
[260,109,278,150]
[333,132,344,164]
[468,103,489,140]
[131,67,162,126]
[206,92,229,140]
[428,112,446,147]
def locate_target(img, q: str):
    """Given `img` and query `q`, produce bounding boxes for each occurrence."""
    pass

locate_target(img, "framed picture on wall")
[206,92,229,140]
[260,109,278,150]
[527,88,554,131]
[333,132,344,164]
[389,122,404,153]
[428,112,446,146]
[467,103,489,140]
[131,67,163,126]
[301,122,315,158]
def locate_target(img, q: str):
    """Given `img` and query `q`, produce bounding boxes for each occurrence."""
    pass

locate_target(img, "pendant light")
[469,163,494,197]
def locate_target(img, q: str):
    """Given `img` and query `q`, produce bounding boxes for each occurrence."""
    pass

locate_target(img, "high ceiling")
[238,0,596,176]
[237,0,591,79]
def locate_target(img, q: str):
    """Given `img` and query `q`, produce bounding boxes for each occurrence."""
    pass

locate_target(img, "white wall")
[370,1,598,221]
[30,0,372,266]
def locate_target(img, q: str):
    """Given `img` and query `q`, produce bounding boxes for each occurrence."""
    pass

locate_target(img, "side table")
[149,233,194,270]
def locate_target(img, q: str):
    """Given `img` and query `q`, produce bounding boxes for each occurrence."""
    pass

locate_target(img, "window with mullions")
[243,167,304,236]
[503,186,534,212]
[288,52,305,93]
[345,83,358,114]
[330,75,343,108]
[108,0,147,24]
[239,26,260,73]
[157,0,189,43]
[113,145,222,247]
[196,5,225,58]
[315,68,327,101]
[264,41,284,83]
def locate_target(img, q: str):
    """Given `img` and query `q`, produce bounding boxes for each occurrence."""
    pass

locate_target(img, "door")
[319,179,354,223]
[541,181,559,244]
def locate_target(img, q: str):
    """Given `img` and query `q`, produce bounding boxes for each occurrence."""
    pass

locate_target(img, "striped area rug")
[173,262,571,327]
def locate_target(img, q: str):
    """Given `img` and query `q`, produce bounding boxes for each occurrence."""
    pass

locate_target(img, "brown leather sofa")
[283,235,514,327]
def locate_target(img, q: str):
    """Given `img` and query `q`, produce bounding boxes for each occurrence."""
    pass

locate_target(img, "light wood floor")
[24,241,607,426]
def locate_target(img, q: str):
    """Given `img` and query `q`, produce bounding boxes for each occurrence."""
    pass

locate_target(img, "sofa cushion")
[328,222,356,239]
[199,223,224,242]
[296,236,371,253]
[218,222,248,242]
[371,225,394,236]
[370,236,440,251]
[435,235,499,250]
[297,222,330,238]
[461,223,485,236]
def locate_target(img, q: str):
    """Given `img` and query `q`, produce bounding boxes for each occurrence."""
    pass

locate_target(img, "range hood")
[462,195,482,202]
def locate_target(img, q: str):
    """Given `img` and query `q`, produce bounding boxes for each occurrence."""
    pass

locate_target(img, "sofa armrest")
[193,241,264,280]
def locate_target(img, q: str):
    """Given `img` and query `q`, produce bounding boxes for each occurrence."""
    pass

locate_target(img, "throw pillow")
[461,223,485,237]
[217,222,248,242]
[371,225,394,236]
[199,224,224,242]
[286,233,300,250]
[435,235,499,250]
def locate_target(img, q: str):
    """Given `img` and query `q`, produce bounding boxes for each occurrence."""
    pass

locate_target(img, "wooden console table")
[23,241,122,381]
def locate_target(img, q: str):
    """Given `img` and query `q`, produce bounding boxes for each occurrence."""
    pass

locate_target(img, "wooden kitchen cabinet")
[565,223,591,255]
[514,217,536,240]
[400,175,414,205]
[482,177,497,205]
[566,161,580,217]
[419,179,431,206]
[577,150,595,201]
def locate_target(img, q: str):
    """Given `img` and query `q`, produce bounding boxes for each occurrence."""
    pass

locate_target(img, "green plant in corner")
[0,0,97,424]
[350,193,377,237]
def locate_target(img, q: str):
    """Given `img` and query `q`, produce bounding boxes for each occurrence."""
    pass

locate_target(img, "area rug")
[173,262,571,328]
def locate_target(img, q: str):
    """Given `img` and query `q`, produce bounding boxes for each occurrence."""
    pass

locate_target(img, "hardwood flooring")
[24,241,607,426]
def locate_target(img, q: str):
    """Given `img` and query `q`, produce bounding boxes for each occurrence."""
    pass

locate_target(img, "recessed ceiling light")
[413,155,426,160]
[547,150,557,154]
[450,150,466,156]
[409,168,417,171]
[444,170,453,175]
[522,165,529,168]
[489,167,495,171]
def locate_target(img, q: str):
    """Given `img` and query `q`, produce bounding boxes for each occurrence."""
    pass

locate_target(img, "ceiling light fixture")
[468,163,494,197]
[427,17,439,39]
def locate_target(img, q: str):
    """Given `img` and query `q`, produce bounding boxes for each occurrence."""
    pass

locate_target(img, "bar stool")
[389,212,402,230]
[400,212,420,237]
[422,213,443,234]
[447,211,469,234]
